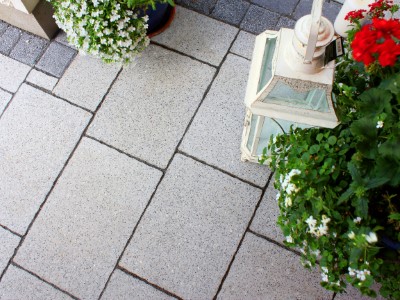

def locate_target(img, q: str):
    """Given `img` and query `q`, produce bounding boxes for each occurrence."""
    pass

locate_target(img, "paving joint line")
[11,262,80,300]
[213,171,273,299]
[178,150,265,189]
[0,224,22,238]
[85,135,165,173]
[24,81,94,114]
[117,266,183,300]
[229,51,251,61]
[247,229,301,256]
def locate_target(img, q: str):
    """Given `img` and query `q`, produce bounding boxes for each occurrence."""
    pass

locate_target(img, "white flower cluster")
[321,266,329,282]
[50,0,150,63]
[305,215,331,237]
[279,169,301,207]
[348,267,371,281]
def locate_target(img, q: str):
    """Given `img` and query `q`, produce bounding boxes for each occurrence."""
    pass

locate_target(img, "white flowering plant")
[259,2,400,298]
[48,0,173,63]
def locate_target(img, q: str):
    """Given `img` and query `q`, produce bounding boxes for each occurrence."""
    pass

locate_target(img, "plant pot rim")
[148,5,175,38]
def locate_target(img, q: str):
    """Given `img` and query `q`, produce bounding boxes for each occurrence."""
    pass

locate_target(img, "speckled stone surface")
[102,270,174,300]
[0,84,91,235]
[335,284,385,300]
[0,26,21,55]
[120,154,262,299]
[174,0,217,15]
[230,31,256,60]
[152,6,238,66]
[0,20,8,34]
[10,32,48,66]
[0,228,20,274]
[35,42,76,77]
[217,233,333,299]
[240,5,280,34]
[0,88,12,114]
[250,178,285,243]
[0,54,31,93]
[0,265,72,300]
[180,54,270,186]
[211,0,250,26]
[251,0,299,15]
[14,138,162,299]
[294,0,342,24]
[88,45,215,169]
[275,16,297,30]
[54,54,121,111]
[26,69,58,91]
[54,30,76,49]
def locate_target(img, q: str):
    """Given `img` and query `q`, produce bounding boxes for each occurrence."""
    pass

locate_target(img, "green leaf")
[389,213,400,221]
[358,88,392,117]
[350,118,377,140]
[379,139,400,161]
[338,187,354,204]
[316,133,323,142]
[355,197,368,219]
[379,73,400,95]
[327,136,337,146]
[309,145,320,155]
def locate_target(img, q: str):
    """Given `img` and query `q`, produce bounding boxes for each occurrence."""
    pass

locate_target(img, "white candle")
[334,0,375,38]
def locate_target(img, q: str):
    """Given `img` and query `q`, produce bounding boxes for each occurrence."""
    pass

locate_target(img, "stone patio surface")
[0,0,374,299]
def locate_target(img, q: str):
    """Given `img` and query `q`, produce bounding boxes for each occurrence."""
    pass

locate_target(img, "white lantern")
[241,0,340,163]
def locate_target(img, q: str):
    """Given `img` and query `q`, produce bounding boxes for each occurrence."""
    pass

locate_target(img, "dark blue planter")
[144,3,174,36]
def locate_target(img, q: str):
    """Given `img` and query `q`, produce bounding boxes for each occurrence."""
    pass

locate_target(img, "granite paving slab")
[26,69,58,91]
[180,54,270,186]
[0,26,21,55]
[0,89,12,114]
[14,137,162,299]
[0,20,8,35]
[36,42,76,77]
[0,265,72,300]
[240,5,280,34]
[174,0,217,15]
[0,54,31,93]
[335,285,385,300]
[152,6,238,66]
[88,45,215,169]
[54,30,76,49]
[275,16,296,30]
[102,269,175,300]
[0,227,20,274]
[54,54,121,111]
[217,233,333,299]
[230,30,255,60]
[211,0,250,26]
[0,84,91,235]
[250,178,285,243]
[10,32,48,66]
[251,0,299,15]
[120,154,262,299]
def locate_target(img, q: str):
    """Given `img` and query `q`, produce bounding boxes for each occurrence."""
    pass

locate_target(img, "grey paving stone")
[175,0,217,15]
[102,269,174,300]
[10,32,48,66]
[0,227,20,274]
[0,26,21,55]
[26,69,58,91]
[36,42,76,77]
[0,88,12,114]
[230,30,256,60]
[250,178,285,243]
[14,138,162,299]
[0,265,72,300]
[120,154,262,299]
[275,16,297,30]
[294,0,342,24]
[0,84,91,235]
[335,284,385,300]
[251,0,299,15]
[217,233,333,300]
[240,5,280,34]
[0,54,31,93]
[180,54,270,186]
[88,45,215,169]
[211,0,250,26]
[54,54,121,111]
[152,6,238,66]
[0,20,8,35]
[54,30,76,49]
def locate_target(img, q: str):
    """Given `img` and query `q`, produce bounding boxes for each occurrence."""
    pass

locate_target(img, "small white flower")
[376,120,384,128]
[350,108,356,113]
[348,267,355,277]
[285,235,293,243]
[321,215,331,226]
[354,217,362,224]
[321,273,329,282]
[317,224,328,236]
[348,231,355,239]
[365,232,378,244]
[305,216,317,228]
[322,267,329,273]
[284,197,292,207]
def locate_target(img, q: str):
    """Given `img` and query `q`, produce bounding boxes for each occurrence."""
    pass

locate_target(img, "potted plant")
[48,0,175,63]
[260,0,400,298]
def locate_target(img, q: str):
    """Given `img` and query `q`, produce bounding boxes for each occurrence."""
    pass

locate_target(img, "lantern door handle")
[304,0,324,64]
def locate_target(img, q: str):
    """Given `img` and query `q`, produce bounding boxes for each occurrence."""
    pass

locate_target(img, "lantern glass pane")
[262,81,330,112]
[257,36,277,93]
[246,114,259,151]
